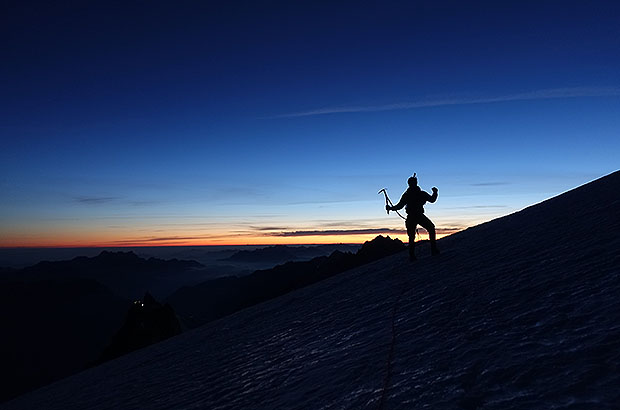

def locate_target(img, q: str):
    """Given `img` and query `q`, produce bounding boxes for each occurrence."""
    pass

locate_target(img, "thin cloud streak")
[445,205,508,209]
[110,235,219,244]
[268,227,463,237]
[72,196,160,207]
[271,87,620,118]
[74,196,118,205]
[470,182,511,187]
[250,226,291,231]
[271,228,407,237]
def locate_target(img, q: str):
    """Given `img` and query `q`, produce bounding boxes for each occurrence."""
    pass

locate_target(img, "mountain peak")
[96,250,140,260]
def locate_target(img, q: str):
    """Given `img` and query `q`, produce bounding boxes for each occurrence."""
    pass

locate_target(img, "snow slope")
[4,171,620,410]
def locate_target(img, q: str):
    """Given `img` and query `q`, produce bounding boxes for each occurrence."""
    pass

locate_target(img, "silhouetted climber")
[387,173,439,261]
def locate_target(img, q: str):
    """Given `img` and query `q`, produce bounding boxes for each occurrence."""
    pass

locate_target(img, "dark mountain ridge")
[97,292,182,365]
[221,244,360,264]
[12,251,204,299]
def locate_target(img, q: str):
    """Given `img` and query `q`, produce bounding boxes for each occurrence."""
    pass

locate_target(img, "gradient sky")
[2,1,619,247]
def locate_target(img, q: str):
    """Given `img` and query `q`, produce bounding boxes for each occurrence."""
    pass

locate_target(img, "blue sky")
[1,1,619,246]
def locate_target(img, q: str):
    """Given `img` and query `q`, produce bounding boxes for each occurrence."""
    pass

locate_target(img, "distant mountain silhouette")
[221,244,360,264]
[167,236,405,327]
[97,293,181,364]
[15,251,204,298]
[221,245,299,263]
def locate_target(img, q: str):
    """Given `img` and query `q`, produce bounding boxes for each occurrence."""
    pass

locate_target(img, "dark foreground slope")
[4,171,620,410]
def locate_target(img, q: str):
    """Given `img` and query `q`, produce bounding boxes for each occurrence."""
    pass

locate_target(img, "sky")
[1,1,619,247]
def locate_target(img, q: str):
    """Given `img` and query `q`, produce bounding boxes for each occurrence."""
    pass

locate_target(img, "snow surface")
[3,171,620,410]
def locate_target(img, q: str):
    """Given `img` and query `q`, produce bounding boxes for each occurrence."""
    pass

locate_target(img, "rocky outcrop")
[98,293,181,364]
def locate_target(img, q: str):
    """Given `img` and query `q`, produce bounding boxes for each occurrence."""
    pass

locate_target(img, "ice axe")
[378,188,406,220]
[378,188,390,214]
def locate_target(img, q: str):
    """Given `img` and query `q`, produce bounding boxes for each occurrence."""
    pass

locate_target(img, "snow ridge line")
[376,275,410,410]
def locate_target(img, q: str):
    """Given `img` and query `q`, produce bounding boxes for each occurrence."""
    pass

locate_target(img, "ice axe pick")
[378,188,390,214]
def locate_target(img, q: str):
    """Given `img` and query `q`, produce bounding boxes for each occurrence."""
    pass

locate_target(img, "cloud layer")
[270,228,407,237]
[268,227,461,237]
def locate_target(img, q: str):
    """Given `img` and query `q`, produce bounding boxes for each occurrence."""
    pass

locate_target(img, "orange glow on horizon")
[0,230,456,248]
